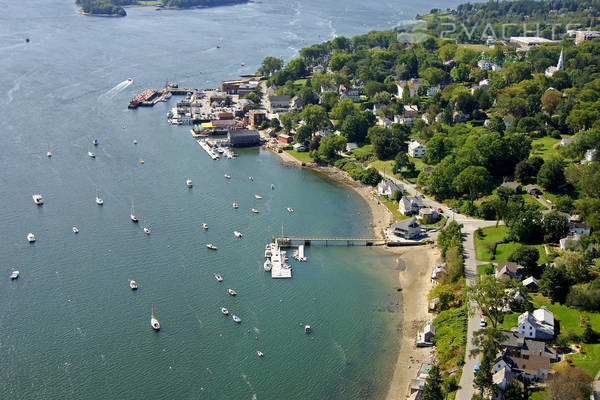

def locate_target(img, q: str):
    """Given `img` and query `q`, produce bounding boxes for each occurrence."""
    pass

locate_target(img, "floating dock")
[197,139,220,160]
[271,245,292,279]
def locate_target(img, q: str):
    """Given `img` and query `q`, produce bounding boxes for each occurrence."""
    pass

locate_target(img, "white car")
[480,318,487,327]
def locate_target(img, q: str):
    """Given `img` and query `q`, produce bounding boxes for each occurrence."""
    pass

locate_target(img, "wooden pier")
[273,237,387,247]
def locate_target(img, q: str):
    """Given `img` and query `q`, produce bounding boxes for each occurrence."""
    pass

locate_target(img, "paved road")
[381,173,498,399]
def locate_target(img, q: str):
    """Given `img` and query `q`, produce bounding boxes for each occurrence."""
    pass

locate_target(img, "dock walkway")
[271,246,292,279]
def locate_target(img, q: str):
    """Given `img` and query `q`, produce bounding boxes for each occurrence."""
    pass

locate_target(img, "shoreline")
[272,148,438,399]
[77,1,251,17]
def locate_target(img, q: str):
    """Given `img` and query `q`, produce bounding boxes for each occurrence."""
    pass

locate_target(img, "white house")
[290,96,302,110]
[394,115,413,125]
[417,321,436,347]
[292,143,306,152]
[399,196,425,216]
[568,221,591,236]
[377,116,393,129]
[477,59,496,71]
[493,367,511,391]
[582,148,597,164]
[408,141,426,158]
[518,307,555,340]
[345,142,359,153]
[377,178,403,197]
[560,234,581,250]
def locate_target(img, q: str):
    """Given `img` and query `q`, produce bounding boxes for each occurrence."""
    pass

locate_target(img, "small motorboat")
[130,213,138,223]
[251,208,259,214]
[10,270,19,280]
[256,351,264,357]
[206,243,217,250]
[224,174,231,179]
[96,196,104,205]
[130,280,138,290]
[254,194,263,199]
[47,151,52,157]
[143,226,150,235]
[92,139,99,146]
[72,225,79,234]
[227,288,237,296]
[232,202,239,209]
[88,151,96,158]
[202,223,208,230]
[234,231,243,238]
[271,184,275,190]
[140,159,144,164]
[32,194,44,205]
[287,207,294,213]
[232,315,241,323]
[214,273,223,282]
[305,325,311,334]
[27,233,36,243]
[248,176,253,181]
[221,307,229,315]
[133,140,138,145]
[186,179,193,188]
[264,259,272,272]
[151,301,160,330]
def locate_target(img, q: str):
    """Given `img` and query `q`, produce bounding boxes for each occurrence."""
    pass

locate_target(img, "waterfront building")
[390,218,421,239]
[248,109,266,128]
[228,129,260,147]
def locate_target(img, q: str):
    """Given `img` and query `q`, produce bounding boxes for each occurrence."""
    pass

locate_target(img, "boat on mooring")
[232,202,239,209]
[10,270,19,280]
[92,138,99,146]
[214,273,223,282]
[130,280,138,290]
[96,187,104,205]
[232,315,241,323]
[47,151,52,158]
[221,307,229,315]
[206,243,217,250]
[224,174,231,179]
[186,178,193,188]
[143,226,150,235]
[88,151,96,158]
[234,231,243,238]
[227,288,237,296]
[257,350,264,357]
[251,208,259,214]
[305,325,312,333]
[254,194,262,199]
[130,200,138,223]
[287,207,294,213]
[72,225,79,233]
[202,223,208,230]
[150,301,160,331]
[32,194,44,205]
[27,233,36,243]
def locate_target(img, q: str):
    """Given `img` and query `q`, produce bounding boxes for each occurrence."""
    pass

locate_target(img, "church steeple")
[557,48,564,70]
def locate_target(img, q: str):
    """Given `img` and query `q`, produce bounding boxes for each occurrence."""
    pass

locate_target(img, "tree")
[514,157,543,183]
[503,381,525,400]
[555,250,591,283]
[361,168,382,186]
[393,151,414,175]
[542,211,569,243]
[421,67,445,86]
[473,355,495,398]
[340,113,369,144]
[368,126,403,160]
[508,245,540,271]
[465,275,509,329]
[487,115,506,134]
[258,56,283,76]
[540,266,572,303]
[316,135,346,163]
[321,91,339,112]
[423,135,452,165]
[541,89,562,115]
[298,87,318,106]
[453,166,493,201]
[547,367,592,400]
[537,157,565,191]
[294,125,312,146]
[450,64,470,83]
[301,104,330,132]
[331,98,357,122]
[421,365,444,400]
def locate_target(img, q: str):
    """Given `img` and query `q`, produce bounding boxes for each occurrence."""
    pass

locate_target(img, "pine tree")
[422,365,444,400]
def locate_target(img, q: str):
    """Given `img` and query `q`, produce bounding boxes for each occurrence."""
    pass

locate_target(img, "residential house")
[409,379,426,398]
[377,116,393,129]
[421,113,431,124]
[495,331,558,381]
[453,111,467,123]
[372,103,384,116]
[417,321,436,347]
[319,84,337,94]
[403,104,419,118]
[398,196,425,216]
[394,115,413,125]
[396,79,424,97]
[522,276,540,292]
[419,207,441,224]
[568,221,591,236]
[575,30,600,45]
[339,87,361,103]
[500,331,558,362]
[311,64,325,74]
[501,181,522,193]
[377,178,403,197]
[292,143,306,152]
[496,262,523,281]
[518,307,555,340]
[582,148,597,164]
[408,141,426,158]
[560,136,574,147]
[477,59,497,71]
[289,96,302,110]
[268,95,291,113]
[560,234,581,250]
[493,367,512,391]
[525,184,542,196]
[390,218,421,239]
[345,142,359,153]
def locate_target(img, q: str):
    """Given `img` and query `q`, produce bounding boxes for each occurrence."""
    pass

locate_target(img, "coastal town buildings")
[517,307,555,340]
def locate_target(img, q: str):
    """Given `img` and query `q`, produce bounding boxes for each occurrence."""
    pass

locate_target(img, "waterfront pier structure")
[273,237,387,247]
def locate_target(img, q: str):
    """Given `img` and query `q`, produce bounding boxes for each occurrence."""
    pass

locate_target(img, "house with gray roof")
[522,276,540,292]
[518,307,555,340]
[495,261,523,281]
[398,196,425,216]
[391,218,421,240]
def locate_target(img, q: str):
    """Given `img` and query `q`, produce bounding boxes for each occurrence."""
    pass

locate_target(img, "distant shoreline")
[77,0,251,17]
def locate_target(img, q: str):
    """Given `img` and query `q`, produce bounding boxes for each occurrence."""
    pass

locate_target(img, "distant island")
[76,0,250,17]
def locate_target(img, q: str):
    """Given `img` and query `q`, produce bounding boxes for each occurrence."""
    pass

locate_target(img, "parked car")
[480,318,487,327]
[474,364,480,373]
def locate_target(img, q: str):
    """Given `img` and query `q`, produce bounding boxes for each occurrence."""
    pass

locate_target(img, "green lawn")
[368,160,401,179]
[293,79,308,87]
[530,136,561,161]
[499,312,519,332]
[138,1,162,5]
[350,144,375,161]
[460,44,490,52]
[285,150,313,164]
[477,263,494,276]
[378,196,410,222]
[474,225,509,261]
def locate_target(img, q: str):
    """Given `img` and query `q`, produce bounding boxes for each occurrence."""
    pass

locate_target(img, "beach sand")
[272,149,439,399]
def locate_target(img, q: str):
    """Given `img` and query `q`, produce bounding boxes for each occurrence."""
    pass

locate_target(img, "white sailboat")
[234,231,243,238]
[151,300,160,330]
[130,200,138,223]
[96,187,103,205]
[186,178,193,188]
[27,233,36,243]
[32,194,44,205]
[72,225,79,233]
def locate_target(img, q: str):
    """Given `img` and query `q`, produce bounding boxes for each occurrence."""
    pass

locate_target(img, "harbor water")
[0,0,460,398]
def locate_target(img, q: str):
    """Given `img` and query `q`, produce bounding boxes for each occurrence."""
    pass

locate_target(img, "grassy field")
[285,150,313,164]
[378,196,410,222]
[530,136,561,160]
[293,79,308,87]
[474,225,509,261]
[137,1,162,5]
[460,44,490,52]
[350,144,375,161]
[477,263,494,276]
[368,160,400,178]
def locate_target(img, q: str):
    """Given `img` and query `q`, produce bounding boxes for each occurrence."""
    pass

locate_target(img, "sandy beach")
[273,149,439,399]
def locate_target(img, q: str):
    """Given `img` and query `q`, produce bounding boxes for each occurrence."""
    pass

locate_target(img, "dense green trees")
[77,0,127,15]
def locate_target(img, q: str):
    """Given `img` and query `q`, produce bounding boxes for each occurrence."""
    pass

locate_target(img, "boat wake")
[6,80,20,104]
[98,79,133,101]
